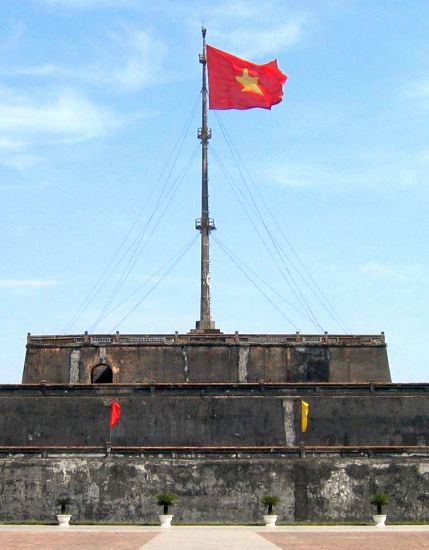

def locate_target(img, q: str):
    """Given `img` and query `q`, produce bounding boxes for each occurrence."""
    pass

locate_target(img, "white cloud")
[262,146,429,189]
[0,26,166,170]
[3,28,168,93]
[409,78,429,99]
[0,90,119,140]
[0,153,40,171]
[3,64,63,77]
[0,279,59,288]
[0,88,120,169]
[264,161,328,188]
[204,0,267,20]
[176,0,308,59]
[41,0,135,8]
[359,262,401,278]
[358,262,424,282]
[213,19,307,59]
[0,88,119,139]
[407,77,429,116]
[0,138,27,152]
[88,28,168,92]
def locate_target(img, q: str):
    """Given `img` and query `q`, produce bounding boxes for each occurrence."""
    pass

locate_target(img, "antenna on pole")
[194,27,218,332]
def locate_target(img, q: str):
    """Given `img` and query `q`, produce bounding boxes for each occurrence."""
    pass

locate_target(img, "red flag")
[206,45,287,110]
[110,399,121,429]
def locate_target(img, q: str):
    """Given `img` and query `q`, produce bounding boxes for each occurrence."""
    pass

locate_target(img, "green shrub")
[156,493,178,515]
[56,497,71,515]
[261,495,281,515]
[370,493,389,515]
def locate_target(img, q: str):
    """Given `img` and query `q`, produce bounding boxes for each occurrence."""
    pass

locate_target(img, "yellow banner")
[301,400,310,432]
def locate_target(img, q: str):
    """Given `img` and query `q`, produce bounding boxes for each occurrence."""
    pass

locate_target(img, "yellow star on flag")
[235,68,264,96]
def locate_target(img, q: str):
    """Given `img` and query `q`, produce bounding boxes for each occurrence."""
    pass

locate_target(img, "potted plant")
[261,495,281,527]
[56,497,72,527]
[156,493,178,527]
[370,493,389,527]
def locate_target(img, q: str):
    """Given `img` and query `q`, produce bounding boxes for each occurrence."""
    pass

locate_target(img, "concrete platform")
[0,525,428,549]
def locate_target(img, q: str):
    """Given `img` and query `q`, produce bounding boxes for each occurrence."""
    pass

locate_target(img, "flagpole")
[195,26,216,332]
[109,400,112,444]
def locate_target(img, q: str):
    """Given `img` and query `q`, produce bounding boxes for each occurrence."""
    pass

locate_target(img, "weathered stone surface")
[0,455,427,522]
[22,333,391,384]
[9,333,428,525]
[0,384,427,447]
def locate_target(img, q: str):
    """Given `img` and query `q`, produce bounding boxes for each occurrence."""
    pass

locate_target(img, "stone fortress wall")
[0,382,427,522]
[1,332,427,523]
[0,384,427,448]
[22,333,391,384]
[0,454,427,523]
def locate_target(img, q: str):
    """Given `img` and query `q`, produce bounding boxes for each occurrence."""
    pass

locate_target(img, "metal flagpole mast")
[195,27,216,331]
[109,401,112,444]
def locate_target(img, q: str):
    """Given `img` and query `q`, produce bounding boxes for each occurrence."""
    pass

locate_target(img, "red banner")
[207,45,287,110]
[110,399,121,429]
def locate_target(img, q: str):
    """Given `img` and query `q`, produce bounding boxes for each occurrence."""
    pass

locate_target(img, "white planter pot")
[263,514,278,527]
[372,514,387,527]
[57,514,72,527]
[159,514,174,527]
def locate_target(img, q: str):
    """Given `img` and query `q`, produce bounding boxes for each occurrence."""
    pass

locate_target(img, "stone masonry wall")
[0,454,427,523]
[22,340,391,384]
[0,386,427,447]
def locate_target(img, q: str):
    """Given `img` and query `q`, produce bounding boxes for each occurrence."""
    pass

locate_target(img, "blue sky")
[0,0,428,383]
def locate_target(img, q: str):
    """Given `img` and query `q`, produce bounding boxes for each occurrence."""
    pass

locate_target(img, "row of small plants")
[158,493,391,527]
[55,492,390,527]
[56,494,278,515]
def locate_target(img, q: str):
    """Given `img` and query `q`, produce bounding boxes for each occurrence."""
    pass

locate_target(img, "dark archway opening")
[91,364,113,383]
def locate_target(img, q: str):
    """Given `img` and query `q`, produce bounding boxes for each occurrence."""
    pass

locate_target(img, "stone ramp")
[143,527,278,549]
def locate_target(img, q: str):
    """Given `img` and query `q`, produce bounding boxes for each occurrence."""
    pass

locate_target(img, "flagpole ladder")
[195,26,216,332]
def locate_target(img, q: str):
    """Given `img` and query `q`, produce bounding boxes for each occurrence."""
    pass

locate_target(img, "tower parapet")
[23,332,390,384]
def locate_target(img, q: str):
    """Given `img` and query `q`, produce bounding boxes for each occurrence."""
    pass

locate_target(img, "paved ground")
[261,529,429,550]
[0,525,427,550]
[0,531,157,550]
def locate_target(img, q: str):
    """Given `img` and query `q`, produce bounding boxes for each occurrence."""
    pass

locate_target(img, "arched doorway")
[91,364,113,383]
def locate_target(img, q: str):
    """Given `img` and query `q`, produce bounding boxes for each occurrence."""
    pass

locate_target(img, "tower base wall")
[0,384,427,447]
[0,453,427,523]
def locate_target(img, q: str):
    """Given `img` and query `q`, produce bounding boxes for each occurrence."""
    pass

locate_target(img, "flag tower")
[195,27,217,332]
